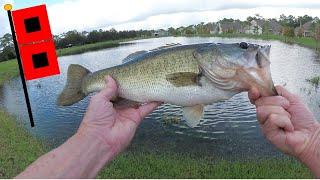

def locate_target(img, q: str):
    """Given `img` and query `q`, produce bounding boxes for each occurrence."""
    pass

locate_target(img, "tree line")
[0,14,319,62]
[0,29,153,62]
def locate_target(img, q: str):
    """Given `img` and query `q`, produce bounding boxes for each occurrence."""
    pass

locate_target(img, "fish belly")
[117,77,236,106]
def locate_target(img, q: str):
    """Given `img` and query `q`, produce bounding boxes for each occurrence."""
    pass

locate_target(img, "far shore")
[180,33,319,51]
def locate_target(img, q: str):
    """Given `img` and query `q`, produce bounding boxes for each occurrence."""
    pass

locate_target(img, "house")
[268,20,282,35]
[246,19,282,35]
[294,21,314,37]
[154,29,169,37]
[209,23,219,34]
[217,21,243,34]
[246,19,264,34]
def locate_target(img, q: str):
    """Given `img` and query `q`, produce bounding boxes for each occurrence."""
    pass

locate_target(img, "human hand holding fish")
[78,75,161,155]
[249,85,320,177]
[16,76,160,178]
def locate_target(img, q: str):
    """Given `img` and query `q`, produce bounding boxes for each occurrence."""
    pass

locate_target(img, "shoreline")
[0,35,316,178]
[180,33,319,51]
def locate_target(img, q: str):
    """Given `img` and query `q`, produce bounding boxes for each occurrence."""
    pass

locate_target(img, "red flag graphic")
[12,4,60,80]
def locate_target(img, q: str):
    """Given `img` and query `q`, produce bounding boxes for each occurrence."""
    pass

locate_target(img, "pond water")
[0,37,319,160]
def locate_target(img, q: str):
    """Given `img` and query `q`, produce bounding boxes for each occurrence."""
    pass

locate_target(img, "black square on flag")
[24,17,41,33]
[32,52,49,69]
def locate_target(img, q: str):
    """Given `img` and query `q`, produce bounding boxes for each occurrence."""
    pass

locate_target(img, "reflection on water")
[0,37,319,159]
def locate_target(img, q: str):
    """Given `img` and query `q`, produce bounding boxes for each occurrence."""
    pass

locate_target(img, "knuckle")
[278,107,287,114]
[268,114,278,123]
[104,101,114,109]
[261,125,271,137]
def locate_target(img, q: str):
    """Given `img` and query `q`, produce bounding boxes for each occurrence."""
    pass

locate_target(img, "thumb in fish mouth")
[248,84,278,103]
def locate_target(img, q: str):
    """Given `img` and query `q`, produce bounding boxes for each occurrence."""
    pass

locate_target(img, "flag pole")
[4,4,35,127]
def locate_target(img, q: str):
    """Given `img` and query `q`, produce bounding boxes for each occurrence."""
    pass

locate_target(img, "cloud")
[1,0,320,36]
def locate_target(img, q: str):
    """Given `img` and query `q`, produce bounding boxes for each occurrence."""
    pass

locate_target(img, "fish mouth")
[239,44,278,96]
[242,67,278,96]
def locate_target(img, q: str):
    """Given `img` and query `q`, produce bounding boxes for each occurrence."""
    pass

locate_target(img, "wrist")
[298,122,320,177]
[76,124,119,160]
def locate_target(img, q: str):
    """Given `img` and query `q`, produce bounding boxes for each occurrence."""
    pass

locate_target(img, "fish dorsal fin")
[183,104,204,128]
[122,50,148,64]
[122,43,181,63]
[150,43,181,51]
[166,72,200,87]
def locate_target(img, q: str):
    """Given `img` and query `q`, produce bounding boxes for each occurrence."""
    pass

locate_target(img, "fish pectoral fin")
[182,104,204,128]
[166,72,200,87]
[111,97,141,109]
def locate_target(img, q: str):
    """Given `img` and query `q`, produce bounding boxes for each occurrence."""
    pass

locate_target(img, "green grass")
[56,40,120,57]
[0,109,48,178]
[307,76,320,87]
[0,60,18,86]
[57,36,152,57]
[98,151,312,178]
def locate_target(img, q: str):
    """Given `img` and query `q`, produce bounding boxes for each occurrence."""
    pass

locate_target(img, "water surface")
[1,37,319,159]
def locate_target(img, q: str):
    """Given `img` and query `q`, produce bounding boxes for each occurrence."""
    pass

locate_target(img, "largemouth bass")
[57,42,277,127]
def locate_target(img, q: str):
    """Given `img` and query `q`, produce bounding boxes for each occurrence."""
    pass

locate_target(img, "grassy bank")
[98,152,312,178]
[56,40,120,57]
[56,36,152,57]
[0,110,48,178]
[0,60,19,85]
[0,59,48,178]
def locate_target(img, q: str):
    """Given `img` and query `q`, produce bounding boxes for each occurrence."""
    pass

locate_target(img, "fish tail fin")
[57,64,91,106]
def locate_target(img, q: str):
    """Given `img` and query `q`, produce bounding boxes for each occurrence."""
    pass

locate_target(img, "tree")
[315,25,320,50]
[0,46,16,62]
[279,14,298,27]
[86,30,102,44]
[297,27,304,38]
[254,13,263,20]
[297,15,313,27]
[0,33,15,62]
[253,26,260,35]
[282,26,295,42]
[168,27,176,36]
[219,18,234,23]
[262,22,270,34]
[0,33,13,49]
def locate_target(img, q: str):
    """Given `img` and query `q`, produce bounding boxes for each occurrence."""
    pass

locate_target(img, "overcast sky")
[0,0,320,36]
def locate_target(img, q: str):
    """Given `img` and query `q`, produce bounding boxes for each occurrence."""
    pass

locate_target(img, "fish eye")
[239,42,248,49]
